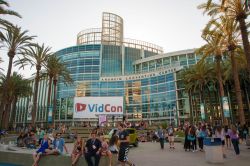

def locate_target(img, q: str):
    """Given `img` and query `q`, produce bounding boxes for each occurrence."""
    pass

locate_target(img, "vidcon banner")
[73,97,123,118]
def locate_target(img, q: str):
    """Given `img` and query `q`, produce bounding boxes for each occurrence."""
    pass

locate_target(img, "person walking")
[117,123,135,166]
[230,126,240,155]
[188,126,196,152]
[225,126,231,148]
[167,124,175,149]
[215,126,226,158]
[157,126,165,150]
[197,125,207,152]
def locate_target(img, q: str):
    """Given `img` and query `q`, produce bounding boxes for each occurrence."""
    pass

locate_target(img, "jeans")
[231,139,240,155]
[85,153,101,166]
[159,138,164,149]
[198,137,204,150]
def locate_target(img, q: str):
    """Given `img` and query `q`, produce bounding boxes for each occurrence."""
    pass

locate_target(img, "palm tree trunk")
[32,68,40,126]
[215,57,227,124]
[239,18,250,79]
[188,90,194,124]
[230,51,245,125]
[193,94,199,124]
[243,80,250,124]
[2,102,11,129]
[226,82,233,124]
[0,54,14,128]
[47,76,52,122]
[10,97,18,127]
[52,78,57,124]
[207,87,213,124]
[6,54,14,80]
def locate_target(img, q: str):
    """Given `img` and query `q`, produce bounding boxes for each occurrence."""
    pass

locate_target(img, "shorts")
[226,135,230,139]
[168,136,174,142]
[110,150,118,154]
[118,146,129,162]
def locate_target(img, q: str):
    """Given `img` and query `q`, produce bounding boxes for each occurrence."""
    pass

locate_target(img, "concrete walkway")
[128,142,250,166]
[1,142,250,166]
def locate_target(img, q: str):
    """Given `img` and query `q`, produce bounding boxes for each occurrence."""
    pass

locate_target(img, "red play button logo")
[75,103,86,112]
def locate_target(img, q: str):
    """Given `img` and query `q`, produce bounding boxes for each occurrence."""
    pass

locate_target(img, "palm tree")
[181,63,215,123]
[207,15,246,125]
[198,0,250,82]
[0,0,21,28]
[0,72,31,129]
[181,67,197,123]
[197,28,227,123]
[43,54,72,123]
[0,26,34,126]
[16,43,52,126]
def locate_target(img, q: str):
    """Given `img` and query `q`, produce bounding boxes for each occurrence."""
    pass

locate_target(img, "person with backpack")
[157,125,165,150]
[167,124,175,149]
[197,125,207,152]
[188,125,196,152]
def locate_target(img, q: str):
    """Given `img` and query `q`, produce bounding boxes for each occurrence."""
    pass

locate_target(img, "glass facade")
[14,12,197,125]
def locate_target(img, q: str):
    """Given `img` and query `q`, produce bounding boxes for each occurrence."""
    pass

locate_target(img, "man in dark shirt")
[84,131,102,166]
[118,123,135,166]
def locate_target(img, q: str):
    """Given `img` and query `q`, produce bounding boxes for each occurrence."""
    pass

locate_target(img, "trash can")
[204,138,223,163]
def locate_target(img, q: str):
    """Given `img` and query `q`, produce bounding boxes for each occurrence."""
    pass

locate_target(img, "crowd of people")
[13,122,136,166]
[182,123,249,157]
[3,120,249,166]
[152,122,249,158]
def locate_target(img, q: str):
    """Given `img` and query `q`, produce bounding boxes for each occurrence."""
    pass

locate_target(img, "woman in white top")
[215,126,226,158]
[224,126,231,148]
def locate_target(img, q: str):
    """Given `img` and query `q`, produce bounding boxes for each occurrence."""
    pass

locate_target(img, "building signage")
[27,101,33,121]
[73,97,123,118]
[48,106,53,123]
[100,66,182,82]
[200,103,205,120]
[222,96,230,118]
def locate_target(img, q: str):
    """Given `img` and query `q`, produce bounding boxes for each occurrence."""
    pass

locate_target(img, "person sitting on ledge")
[85,130,102,166]
[32,134,50,166]
[46,132,69,155]
[17,132,26,147]
[24,130,37,149]
[100,138,112,166]
[71,136,84,166]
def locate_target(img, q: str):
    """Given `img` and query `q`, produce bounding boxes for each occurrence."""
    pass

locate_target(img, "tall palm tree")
[0,0,21,28]
[197,28,227,123]
[207,15,246,125]
[16,43,52,126]
[198,0,250,81]
[0,72,31,129]
[0,26,34,126]
[43,54,72,123]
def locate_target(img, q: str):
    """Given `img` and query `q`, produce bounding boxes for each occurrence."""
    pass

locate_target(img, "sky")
[0,0,209,77]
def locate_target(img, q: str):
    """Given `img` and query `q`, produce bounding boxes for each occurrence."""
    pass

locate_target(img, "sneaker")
[192,150,195,152]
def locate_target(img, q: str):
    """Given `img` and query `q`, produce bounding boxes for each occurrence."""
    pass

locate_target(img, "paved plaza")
[126,142,250,166]
[1,141,250,166]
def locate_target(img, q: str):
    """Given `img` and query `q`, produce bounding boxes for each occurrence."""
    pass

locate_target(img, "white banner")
[73,97,124,118]
[27,101,33,121]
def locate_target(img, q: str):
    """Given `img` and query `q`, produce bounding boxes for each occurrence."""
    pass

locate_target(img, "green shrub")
[174,130,185,137]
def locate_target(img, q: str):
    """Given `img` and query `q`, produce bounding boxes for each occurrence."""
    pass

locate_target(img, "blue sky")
[1,0,209,77]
